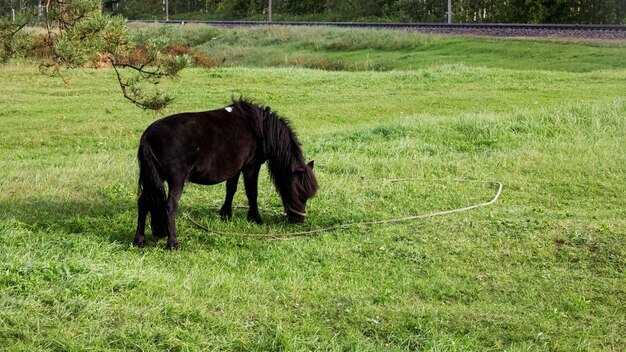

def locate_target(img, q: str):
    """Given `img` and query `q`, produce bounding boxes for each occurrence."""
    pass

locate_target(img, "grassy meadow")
[1,26,625,350]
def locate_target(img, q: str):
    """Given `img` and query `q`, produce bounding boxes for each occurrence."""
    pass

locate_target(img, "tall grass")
[129,23,223,47]
[128,23,626,72]
[129,23,433,51]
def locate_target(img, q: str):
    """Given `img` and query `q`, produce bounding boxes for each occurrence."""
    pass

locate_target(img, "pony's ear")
[307,160,314,169]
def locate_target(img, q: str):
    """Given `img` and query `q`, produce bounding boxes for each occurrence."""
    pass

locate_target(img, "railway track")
[128,20,626,40]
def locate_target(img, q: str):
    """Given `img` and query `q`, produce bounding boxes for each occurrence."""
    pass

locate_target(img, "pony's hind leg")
[133,193,149,247]
[165,182,184,250]
[219,173,240,220]
[150,194,167,239]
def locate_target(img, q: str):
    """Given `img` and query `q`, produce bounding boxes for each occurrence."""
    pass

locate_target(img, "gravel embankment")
[406,25,626,40]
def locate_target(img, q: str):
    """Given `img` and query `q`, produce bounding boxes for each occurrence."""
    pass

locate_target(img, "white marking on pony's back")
[225,107,233,113]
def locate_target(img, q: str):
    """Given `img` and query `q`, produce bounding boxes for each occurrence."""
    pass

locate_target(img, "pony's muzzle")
[286,207,307,223]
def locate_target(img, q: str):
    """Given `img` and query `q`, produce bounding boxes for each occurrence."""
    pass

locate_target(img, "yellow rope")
[184,179,503,241]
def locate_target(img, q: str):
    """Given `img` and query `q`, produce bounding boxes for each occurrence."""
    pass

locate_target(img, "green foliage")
[117,0,626,24]
[49,11,128,68]
[129,22,222,47]
[117,69,174,110]
[0,6,32,62]
[0,0,195,110]
[40,0,186,110]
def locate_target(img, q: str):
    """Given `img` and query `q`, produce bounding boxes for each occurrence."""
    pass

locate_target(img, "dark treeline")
[116,0,626,24]
[1,0,625,24]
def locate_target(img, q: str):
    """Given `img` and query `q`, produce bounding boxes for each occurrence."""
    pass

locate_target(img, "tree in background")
[111,0,625,24]
[115,0,161,19]
[389,0,446,22]
[0,3,30,61]
[1,0,191,110]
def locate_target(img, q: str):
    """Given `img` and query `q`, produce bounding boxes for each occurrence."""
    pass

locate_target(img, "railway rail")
[128,20,626,40]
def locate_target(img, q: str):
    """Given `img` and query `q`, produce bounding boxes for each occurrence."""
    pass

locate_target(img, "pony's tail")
[137,138,167,238]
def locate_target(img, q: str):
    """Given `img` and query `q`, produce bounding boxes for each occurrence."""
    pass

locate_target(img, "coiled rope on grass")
[185,179,503,240]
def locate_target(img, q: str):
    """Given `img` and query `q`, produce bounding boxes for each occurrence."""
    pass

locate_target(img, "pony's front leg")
[165,183,184,250]
[219,174,240,220]
[243,166,263,225]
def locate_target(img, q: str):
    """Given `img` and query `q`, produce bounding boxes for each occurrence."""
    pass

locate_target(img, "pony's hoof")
[219,208,232,220]
[247,216,263,225]
[133,239,146,248]
[167,241,180,250]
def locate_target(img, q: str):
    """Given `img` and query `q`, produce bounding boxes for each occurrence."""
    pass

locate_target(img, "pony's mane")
[231,98,317,204]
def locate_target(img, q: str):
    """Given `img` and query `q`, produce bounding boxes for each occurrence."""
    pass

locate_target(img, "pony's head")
[235,97,318,223]
[284,160,317,223]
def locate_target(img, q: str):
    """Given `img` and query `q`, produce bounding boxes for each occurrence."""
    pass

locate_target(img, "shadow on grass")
[0,198,290,249]
[0,198,138,245]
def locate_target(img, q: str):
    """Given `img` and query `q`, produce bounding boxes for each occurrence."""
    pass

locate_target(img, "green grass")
[1,26,626,350]
[128,23,626,72]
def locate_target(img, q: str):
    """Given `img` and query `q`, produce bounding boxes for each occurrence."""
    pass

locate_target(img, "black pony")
[133,98,318,249]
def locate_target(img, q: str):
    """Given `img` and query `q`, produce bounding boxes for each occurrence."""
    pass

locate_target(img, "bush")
[128,23,223,47]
